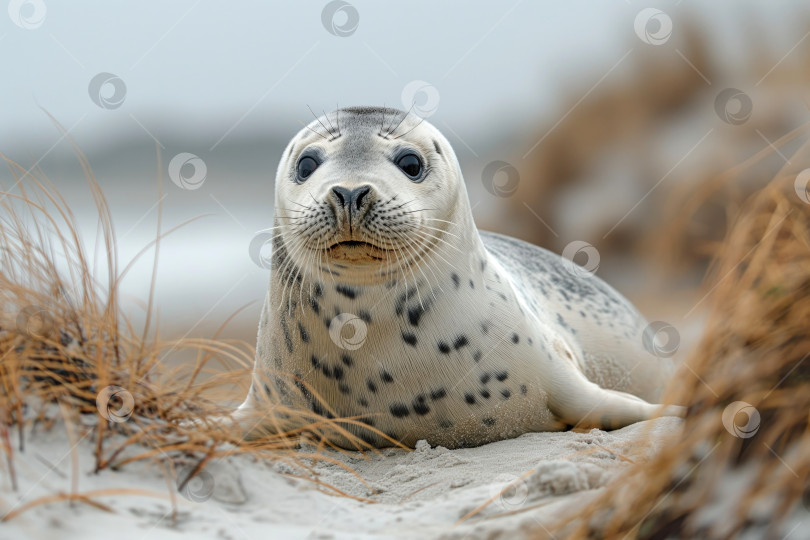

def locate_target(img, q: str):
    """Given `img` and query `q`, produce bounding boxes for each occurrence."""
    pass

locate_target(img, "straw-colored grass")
[544,136,810,538]
[0,127,392,523]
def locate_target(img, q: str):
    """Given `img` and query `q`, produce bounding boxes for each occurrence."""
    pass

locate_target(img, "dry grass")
[0,129,391,522]
[544,136,810,538]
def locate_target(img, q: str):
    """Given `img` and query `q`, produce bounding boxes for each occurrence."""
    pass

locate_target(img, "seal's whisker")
[384,103,414,138]
[390,198,418,211]
[391,116,425,140]
[422,217,457,225]
[283,244,311,315]
[316,233,339,287]
[274,237,303,312]
[410,228,463,275]
[372,230,411,312]
[376,219,434,306]
[385,222,442,302]
[322,108,337,138]
[294,244,314,317]
[419,223,461,240]
[287,201,315,211]
[335,103,340,137]
[308,105,335,139]
[312,233,331,291]
[261,224,297,232]
[298,119,329,141]
[386,228,424,309]
[274,223,317,312]
[412,228,463,253]
[284,233,312,315]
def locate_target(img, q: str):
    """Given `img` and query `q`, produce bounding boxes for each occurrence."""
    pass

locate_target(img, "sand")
[1,416,682,539]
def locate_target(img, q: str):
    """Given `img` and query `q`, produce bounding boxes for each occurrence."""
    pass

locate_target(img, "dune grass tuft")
[0,135,391,522]
[547,136,810,539]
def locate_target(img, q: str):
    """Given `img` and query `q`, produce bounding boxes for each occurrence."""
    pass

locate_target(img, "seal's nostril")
[332,186,350,206]
[354,186,371,209]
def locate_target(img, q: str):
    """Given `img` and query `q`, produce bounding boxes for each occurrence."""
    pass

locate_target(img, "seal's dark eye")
[297,156,319,182]
[396,153,423,180]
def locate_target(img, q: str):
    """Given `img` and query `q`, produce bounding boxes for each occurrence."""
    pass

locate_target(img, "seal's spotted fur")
[233,106,682,448]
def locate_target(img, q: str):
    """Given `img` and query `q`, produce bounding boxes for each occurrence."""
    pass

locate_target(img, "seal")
[230,106,683,449]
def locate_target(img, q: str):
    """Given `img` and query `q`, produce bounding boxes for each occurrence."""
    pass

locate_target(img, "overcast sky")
[1,0,802,155]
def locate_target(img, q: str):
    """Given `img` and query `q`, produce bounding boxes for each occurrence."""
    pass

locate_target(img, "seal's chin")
[326,240,388,263]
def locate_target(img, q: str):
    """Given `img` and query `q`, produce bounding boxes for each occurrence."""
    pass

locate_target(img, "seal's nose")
[331,185,371,210]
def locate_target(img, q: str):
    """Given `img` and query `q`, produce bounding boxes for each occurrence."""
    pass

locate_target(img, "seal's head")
[274,106,467,283]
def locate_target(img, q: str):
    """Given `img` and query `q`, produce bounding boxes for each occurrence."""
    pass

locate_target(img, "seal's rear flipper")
[548,373,685,430]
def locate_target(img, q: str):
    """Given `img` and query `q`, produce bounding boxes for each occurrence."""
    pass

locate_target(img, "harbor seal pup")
[231,106,682,449]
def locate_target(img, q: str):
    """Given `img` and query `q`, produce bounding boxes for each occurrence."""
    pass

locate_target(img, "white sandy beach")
[2,416,681,539]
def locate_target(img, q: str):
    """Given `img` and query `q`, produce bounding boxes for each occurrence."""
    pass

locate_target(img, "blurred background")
[1,0,808,366]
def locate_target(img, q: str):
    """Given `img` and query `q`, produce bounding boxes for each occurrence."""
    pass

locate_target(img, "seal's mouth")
[325,240,388,263]
[329,240,378,249]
